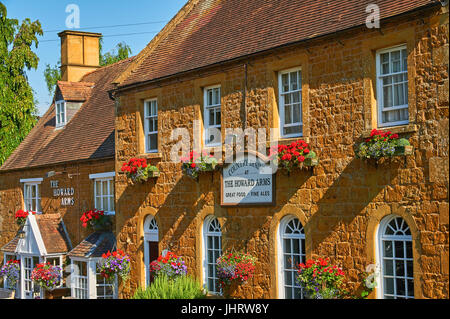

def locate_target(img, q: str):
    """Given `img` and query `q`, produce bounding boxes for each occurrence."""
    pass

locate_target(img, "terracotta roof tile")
[0,214,72,254]
[118,0,439,87]
[0,57,134,171]
[57,81,95,101]
[36,214,72,254]
[68,231,116,258]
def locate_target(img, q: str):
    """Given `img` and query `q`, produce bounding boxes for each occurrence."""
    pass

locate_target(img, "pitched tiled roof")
[57,81,95,101]
[117,0,439,88]
[1,214,72,254]
[0,57,134,172]
[68,231,116,258]
[35,214,72,254]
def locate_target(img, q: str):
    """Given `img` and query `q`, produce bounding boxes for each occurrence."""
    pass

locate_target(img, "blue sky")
[3,0,187,116]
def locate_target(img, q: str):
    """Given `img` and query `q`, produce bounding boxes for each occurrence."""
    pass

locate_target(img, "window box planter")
[269,140,319,174]
[80,209,112,232]
[181,150,218,180]
[356,129,413,161]
[121,158,159,183]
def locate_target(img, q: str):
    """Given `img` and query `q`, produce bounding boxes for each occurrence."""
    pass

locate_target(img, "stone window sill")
[137,152,163,160]
[361,124,418,138]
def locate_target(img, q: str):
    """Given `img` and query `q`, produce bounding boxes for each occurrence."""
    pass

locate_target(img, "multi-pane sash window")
[376,45,409,127]
[24,183,41,213]
[203,216,222,294]
[279,68,302,137]
[55,100,66,127]
[280,217,306,299]
[72,260,88,299]
[204,85,221,145]
[379,216,414,299]
[144,99,158,153]
[94,178,114,213]
[96,262,115,299]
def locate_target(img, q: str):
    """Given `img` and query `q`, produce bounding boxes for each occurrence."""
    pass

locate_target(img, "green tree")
[0,2,42,165]
[43,38,132,95]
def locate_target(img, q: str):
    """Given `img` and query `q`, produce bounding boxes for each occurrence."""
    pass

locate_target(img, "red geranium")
[80,209,108,230]
[14,209,35,227]
[269,140,317,172]
[121,158,159,183]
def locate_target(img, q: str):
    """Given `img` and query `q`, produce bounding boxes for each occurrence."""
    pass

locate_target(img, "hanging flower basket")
[121,158,160,183]
[149,250,188,280]
[269,140,319,174]
[181,150,218,180]
[0,260,20,288]
[216,250,257,298]
[31,263,62,291]
[80,209,112,231]
[14,210,35,228]
[356,129,413,161]
[97,250,131,283]
[296,258,345,299]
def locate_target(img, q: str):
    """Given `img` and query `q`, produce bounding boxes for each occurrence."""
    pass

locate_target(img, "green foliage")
[99,38,132,66]
[43,61,61,96]
[395,138,410,147]
[0,1,42,165]
[131,275,207,299]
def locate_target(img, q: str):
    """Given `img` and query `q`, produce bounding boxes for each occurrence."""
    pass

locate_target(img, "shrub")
[131,275,207,299]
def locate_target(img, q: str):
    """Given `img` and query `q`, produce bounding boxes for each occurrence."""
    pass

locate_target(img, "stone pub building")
[1,0,449,300]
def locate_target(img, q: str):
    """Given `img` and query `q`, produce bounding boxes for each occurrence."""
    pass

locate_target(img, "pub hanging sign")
[221,152,275,206]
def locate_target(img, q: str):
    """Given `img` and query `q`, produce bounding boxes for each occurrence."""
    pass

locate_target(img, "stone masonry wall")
[115,7,448,299]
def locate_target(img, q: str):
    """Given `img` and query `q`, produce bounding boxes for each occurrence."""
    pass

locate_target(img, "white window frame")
[202,215,222,295]
[20,255,43,299]
[278,67,303,138]
[91,174,115,215]
[376,44,409,127]
[277,215,306,299]
[377,215,414,299]
[144,98,158,153]
[143,215,159,287]
[203,85,222,146]
[23,181,41,213]
[55,100,67,128]
[70,258,117,299]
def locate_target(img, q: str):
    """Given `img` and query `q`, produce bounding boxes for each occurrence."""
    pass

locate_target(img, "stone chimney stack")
[58,30,102,82]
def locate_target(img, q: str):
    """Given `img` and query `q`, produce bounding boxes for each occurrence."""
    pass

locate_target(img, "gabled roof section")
[68,231,116,258]
[57,81,95,102]
[116,0,439,88]
[0,57,134,172]
[1,214,72,255]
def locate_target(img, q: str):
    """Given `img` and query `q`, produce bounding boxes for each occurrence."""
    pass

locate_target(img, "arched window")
[278,216,306,299]
[378,215,414,299]
[203,216,222,294]
[144,215,159,287]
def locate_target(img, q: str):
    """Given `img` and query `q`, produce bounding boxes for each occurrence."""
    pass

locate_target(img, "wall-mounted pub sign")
[221,152,275,206]
[50,180,75,206]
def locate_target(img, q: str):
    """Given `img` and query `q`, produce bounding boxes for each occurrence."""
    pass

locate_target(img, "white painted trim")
[144,98,158,153]
[203,85,222,146]
[89,172,115,179]
[143,215,159,287]
[278,66,303,139]
[27,214,47,256]
[20,178,43,183]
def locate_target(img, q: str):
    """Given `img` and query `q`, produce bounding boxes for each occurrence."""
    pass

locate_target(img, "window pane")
[292,103,301,123]
[282,74,289,92]
[384,241,393,257]
[283,125,302,136]
[384,278,394,295]
[284,105,292,124]
[395,241,404,258]
[384,259,393,276]
[290,72,297,91]
[149,133,157,151]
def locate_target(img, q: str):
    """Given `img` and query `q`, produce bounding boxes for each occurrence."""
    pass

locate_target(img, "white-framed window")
[55,100,67,128]
[71,260,88,299]
[202,216,222,295]
[21,255,42,299]
[143,215,159,287]
[279,67,302,138]
[91,173,114,214]
[71,258,117,299]
[376,45,409,127]
[278,216,306,299]
[203,85,221,146]
[378,215,414,299]
[95,261,115,299]
[23,182,41,213]
[144,99,158,153]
